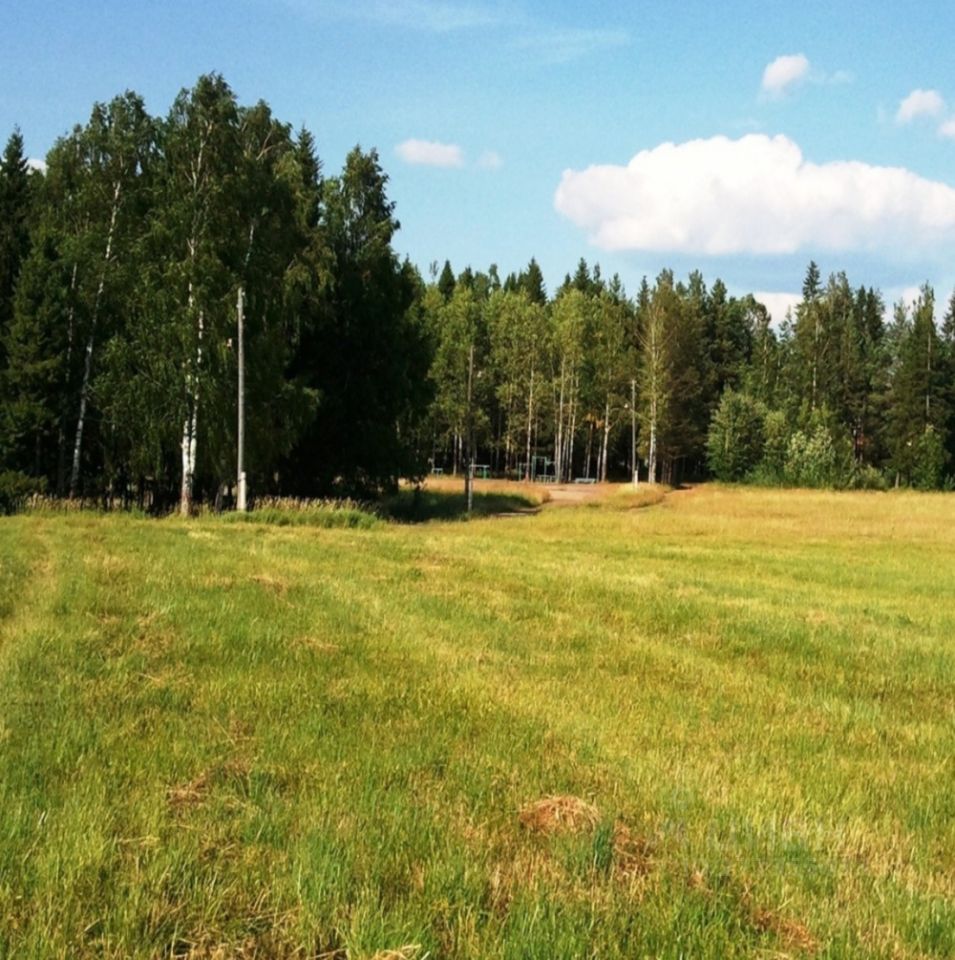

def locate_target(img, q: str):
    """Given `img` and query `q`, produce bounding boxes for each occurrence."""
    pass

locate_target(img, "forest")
[2,74,954,514]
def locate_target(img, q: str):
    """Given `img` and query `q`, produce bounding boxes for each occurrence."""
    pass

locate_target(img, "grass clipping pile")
[518,795,599,834]
[517,795,653,880]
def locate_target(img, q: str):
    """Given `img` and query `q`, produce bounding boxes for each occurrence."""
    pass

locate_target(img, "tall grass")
[0,485,952,958]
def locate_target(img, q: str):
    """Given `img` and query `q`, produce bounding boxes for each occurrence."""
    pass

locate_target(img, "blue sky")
[3,0,955,318]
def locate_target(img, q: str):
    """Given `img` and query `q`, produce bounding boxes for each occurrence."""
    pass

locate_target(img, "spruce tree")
[0,129,33,366]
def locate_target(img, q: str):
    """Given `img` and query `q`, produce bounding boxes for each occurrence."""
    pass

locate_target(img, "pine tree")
[886,286,947,486]
[0,129,33,367]
[437,260,456,301]
[287,147,430,493]
[519,257,547,305]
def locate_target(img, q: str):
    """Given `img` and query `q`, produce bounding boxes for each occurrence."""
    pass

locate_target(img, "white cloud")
[512,26,628,64]
[938,117,955,139]
[296,0,508,32]
[27,158,47,174]
[554,133,955,257]
[829,69,854,86]
[477,150,503,170]
[752,291,801,326]
[761,54,810,97]
[396,138,464,168]
[896,89,945,123]
[282,1,626,59]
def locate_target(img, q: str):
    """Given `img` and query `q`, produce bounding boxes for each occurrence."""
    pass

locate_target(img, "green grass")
[0,485,953,958]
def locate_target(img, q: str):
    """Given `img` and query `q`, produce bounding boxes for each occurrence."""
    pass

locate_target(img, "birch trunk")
[648,393,658,483]
[70,180,122,498]
[57,262,80,495]
[600,397,611,482]
[179,309,203,516]
[524,368,535,482]
[554,358,566,483]
[566,384,577,481]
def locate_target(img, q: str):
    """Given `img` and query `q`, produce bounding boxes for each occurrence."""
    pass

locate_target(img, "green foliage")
[758,409,789,481]
[0,129,34,356]
[0,469,40,514]
[845,463,888,491]
[3,90,955,503]
[783,423,840,487]
[706,390,765,481]
[911,426,946,491]
[885,289,948,488]
[222,499,379,529]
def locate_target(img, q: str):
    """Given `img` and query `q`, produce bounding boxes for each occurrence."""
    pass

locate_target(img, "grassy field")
[0,484,953,958]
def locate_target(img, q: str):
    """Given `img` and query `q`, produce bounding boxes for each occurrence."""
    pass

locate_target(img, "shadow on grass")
[379,488,541,523]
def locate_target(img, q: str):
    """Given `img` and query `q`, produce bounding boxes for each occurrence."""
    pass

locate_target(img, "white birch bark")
[524,368,535,481]
[69,180,122,498]
[180,308,203,516]
[600,397,611,482]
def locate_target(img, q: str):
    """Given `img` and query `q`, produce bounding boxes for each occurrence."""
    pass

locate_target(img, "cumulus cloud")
[396,138,464,168]
[896,89,945,123]
[27,158,47,174]
[938,117,955,139]
[761,54,810,97]
[753,291,801,325]
[477,150,503,170]
[554,133,955,257]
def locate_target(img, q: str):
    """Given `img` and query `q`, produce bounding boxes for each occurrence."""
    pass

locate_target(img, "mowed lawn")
[0,486,953,959]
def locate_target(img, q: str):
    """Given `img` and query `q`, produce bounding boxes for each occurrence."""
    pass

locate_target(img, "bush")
[0,471,42,516]
[784,426,838,488]
[759,410,789,481]
[219,497,380,529]
[912,426,946,490]
[706,391,765,481]
[847,463,888,491]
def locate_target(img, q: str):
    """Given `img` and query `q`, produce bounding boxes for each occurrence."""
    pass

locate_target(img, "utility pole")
[237,286,247,512]
[465,343,474,515]
[631,377,638,487]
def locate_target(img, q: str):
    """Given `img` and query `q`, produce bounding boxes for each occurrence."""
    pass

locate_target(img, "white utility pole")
[631,377,638,487]
[465,343,474,515]
[237,286,247,512]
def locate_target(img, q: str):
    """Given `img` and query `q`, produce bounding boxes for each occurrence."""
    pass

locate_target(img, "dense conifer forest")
[2,75,953,513]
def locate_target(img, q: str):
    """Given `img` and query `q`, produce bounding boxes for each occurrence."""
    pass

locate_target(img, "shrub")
[0,471,42,516]
[706,391,765,481]
[912,426,946,490]
[847,463,888,491]
[784,426,838,488]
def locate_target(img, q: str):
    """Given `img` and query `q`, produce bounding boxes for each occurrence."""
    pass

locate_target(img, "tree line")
[2,75,954,514]
[423,258,955,493]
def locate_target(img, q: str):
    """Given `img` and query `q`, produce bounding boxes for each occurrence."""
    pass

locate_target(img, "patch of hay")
[166,759,250,810]
[751,907,818,954]
[688,870,817,956]
[518,795,599,834]
[370,947,424,960]
[252,573,289,595]
[611,823,654,878]
[297,635,342,655]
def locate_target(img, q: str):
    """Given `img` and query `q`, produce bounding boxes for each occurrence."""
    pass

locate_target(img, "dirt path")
[544,482,617,506]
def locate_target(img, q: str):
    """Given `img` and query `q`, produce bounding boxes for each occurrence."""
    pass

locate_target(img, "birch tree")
[66,94,154,497]
[637,275,675,483]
